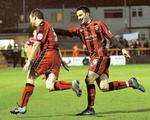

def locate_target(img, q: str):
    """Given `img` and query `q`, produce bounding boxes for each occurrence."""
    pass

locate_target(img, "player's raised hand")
[23,60,31,72]
[122,49,130,58]
[61,60,70,71]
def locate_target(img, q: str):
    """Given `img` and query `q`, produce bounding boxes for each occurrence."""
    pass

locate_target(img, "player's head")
[29,8,44,27]
[76,6,91,24]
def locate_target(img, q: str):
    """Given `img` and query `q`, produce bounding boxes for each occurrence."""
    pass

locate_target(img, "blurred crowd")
[113,36,150,49]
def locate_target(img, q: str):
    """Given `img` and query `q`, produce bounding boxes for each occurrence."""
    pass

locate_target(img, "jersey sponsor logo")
[37,33,43,40]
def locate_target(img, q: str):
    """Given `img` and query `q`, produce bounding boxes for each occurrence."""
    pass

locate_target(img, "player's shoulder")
[72,24,81,28]
[92,19,105,25]
[39,20,54,32]
[40,20,52,27]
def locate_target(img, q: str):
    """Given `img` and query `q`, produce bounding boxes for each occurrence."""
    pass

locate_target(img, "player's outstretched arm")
[54,28,73,37]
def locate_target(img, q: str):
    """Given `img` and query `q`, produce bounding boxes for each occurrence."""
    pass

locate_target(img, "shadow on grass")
[97,108,150,115]
[14,113,104,119]
[13,108,150,119]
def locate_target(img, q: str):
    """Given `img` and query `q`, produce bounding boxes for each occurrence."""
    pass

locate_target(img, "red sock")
[54,81,72,90]
[109,81,127,91]
[87,84,96,107]
[20,83,34,107]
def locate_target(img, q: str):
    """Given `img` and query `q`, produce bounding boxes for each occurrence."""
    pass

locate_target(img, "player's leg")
[77,57,110,115]
[45,72,82,97]
[96,73,128,91]
[10,70,36,114]
[54,79,82,97]
[97,74,145,92]
[95,56,145,92]
[77,71,99,115]
[77,56,114,115]
[45,51,82,96]
[10,50,50,114]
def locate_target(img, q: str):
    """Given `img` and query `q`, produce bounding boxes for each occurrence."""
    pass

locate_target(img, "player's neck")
[82,18,92,26]
[87,17,92,24]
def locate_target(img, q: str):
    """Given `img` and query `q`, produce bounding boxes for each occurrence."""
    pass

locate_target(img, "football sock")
[108,81,127,91]
[54,81,72,90]
[87,84,96,107]
[20,83,34,107]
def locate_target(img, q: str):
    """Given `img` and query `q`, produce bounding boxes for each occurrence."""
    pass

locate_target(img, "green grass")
[0,64,150,120]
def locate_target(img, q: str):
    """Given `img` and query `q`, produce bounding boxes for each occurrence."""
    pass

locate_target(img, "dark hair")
[30,8,44,19]
[76,6,90,13]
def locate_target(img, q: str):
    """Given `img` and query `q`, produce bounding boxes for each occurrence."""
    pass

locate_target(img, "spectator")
[62,48,67,57]
[72,44,80,57]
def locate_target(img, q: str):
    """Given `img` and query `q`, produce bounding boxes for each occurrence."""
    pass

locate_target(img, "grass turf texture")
[0,64,150,120]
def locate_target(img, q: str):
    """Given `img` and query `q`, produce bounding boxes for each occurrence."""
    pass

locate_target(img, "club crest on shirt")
[37,33,43,40]
[95,25,99,30]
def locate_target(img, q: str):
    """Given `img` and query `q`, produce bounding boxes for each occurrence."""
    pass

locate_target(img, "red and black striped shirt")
[68,19,113,59]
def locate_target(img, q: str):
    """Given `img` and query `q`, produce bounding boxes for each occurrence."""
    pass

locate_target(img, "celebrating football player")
[10,8,82,114]
[55,6,145,115]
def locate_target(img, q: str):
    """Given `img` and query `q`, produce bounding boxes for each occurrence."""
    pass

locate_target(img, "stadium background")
[0,0,150,67]
[0,1,150,120]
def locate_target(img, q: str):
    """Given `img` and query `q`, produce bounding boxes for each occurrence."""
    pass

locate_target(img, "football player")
[10,8,82,114]
[55,6,145,115]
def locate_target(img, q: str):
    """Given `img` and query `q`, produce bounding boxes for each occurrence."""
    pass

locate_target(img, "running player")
[10,8,82,114]
[55,6,145,115]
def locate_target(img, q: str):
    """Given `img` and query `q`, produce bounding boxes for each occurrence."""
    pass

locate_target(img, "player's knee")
[98,74,109,92]
[86,72,99,84]
[100,74,109,80]
[85,76,94,85]
[45,73,56,91]
[46,81,54,91]
[99,81,109,92]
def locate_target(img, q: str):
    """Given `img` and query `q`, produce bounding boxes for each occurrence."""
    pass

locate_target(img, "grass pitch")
[0,64,150,120]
